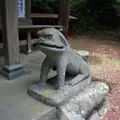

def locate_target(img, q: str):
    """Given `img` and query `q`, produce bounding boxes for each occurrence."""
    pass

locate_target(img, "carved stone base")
[58,82,109,120]
[28,76,91,107]
[0,64,24,80]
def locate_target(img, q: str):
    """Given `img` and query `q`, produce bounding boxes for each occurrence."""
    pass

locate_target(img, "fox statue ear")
[59,31,70,47]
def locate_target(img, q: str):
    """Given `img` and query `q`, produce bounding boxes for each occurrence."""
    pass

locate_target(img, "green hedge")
[31,0,120,33]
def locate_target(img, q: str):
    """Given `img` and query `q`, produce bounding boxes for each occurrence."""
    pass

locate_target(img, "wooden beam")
[18,25,63,30]
[0,39,37,48]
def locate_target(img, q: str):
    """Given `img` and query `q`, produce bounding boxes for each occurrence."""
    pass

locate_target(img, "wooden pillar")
[0,0,24,80]
[58,0,70,38]
[26,30,32,54]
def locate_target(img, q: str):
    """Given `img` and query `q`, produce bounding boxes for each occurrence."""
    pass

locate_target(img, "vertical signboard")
[17,0,25,18]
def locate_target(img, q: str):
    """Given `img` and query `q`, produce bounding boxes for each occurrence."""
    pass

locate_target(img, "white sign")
[17,0,25,18]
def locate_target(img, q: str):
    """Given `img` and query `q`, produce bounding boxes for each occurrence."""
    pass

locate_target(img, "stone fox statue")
[36,28,91,90]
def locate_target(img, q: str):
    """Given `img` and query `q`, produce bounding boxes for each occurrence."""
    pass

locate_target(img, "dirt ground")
[68,31,120,120]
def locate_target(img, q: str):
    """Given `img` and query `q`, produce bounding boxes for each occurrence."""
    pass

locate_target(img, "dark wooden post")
[58,0,70,38]
[0,0,24,80]
[26,30,32,54]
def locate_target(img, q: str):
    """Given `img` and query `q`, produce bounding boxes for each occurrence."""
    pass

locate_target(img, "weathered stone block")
[58,82,109,120]
[58,106,85,120]
[87,111,100,120]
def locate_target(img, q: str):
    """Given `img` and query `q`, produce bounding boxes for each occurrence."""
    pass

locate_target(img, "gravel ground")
[68,31,120,120]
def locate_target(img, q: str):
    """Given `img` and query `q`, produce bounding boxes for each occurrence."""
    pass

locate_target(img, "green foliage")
[70,0,88,3]
[70,0,120,33]
[70,0,97,33]
[31,0,59,13]
[74,16,96,33]
[31,0,120,33]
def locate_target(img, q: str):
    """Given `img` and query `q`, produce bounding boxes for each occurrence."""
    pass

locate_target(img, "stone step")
[0,71,57,120]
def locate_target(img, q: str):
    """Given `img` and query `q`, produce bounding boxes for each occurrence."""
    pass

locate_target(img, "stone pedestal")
[0,64,24,80]
[28,76,91,107]
[28,81,109,120]
[58,82,109,120]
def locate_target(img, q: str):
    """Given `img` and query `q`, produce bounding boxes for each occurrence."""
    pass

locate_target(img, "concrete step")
[0,71,57,120]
